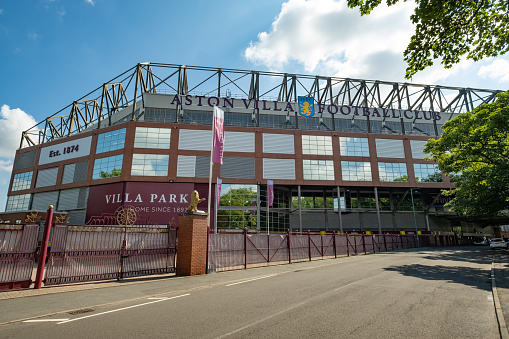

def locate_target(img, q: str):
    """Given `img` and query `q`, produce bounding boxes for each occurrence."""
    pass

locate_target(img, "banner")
[212,106,225,164]
[216,178,222,206]
[268,180,274,207]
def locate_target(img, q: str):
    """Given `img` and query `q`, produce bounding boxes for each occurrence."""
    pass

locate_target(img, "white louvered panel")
[35,167,59,188]
[177,155,196,177]
[263,134,294,154]
[179,129,211,151]
[61,163,76,184]
[31,191,59,211]
[410,140,428,159]
[58,188,80,210]
[263,158,295,179]
[224,132,255,152]
[376,139,405,158]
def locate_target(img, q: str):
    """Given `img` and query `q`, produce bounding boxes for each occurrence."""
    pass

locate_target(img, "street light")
[410,187,424,247]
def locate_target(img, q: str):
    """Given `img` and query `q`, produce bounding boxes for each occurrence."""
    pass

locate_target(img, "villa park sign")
[169,94,443,121]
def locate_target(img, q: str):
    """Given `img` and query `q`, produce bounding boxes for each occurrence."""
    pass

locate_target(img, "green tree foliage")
[424,91,509,217]
[347,0,509,78]
[100,168,121,178]
[218,187,257,229]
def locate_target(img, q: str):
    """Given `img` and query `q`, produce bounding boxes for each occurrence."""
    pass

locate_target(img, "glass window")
[5,194,31,212]
[93,155,123,179]
[302,135,333,155]
[303,160,335,180]
[339,137,370,156]
[131,154,169,176]
[219,184,258,207]
[341,161,372,181]
[378,162,408,182]
[414,163,443,182]
[134,127,171,149]
[11,171,33,191]
[96,128,126,153]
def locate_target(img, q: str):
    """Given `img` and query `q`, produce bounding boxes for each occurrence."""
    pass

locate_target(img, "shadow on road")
[384,263,492,291]
[421,246,495,265]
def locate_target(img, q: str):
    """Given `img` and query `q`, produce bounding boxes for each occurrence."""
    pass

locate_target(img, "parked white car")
[473,236,488,245]
[490,238,508,249]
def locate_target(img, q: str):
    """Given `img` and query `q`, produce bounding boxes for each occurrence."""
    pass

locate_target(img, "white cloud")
[0,105,37,212]
[57,8,66,21]
[478,59,509,84]
[85,0,95,5]
[0,9,4,14]
[244,0,499,86]
[245,0,416,82]
[0,105,37,159]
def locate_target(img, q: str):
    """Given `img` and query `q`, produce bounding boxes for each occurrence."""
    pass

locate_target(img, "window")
[378,162,408,182]
[11,172,33,191]
[217,184,258,230]
[5,194,31,212]
[303,160,335,180]
[131,154,169,176]
[339,137,369,156]
[93,155,123,179]
[341,161,372,181]
[302,135,333,155]
[134,127,171,149]
[96,128,126,153]
[414,163,442,182]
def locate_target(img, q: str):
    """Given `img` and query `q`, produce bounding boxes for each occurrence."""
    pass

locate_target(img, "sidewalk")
[493,256,509,338]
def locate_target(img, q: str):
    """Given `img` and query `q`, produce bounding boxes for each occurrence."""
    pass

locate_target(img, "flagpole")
[208,106,215,231]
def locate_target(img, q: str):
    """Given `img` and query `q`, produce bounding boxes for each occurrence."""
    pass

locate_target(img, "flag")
[216,178,222,206]
[268,180,274,207]
[212,106,225,164]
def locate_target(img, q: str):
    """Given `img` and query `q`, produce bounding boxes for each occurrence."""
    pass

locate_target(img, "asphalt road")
[0,247,500,338]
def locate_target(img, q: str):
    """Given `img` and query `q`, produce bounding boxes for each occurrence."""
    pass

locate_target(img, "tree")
[347,0,509,79]
[424,91,509,217]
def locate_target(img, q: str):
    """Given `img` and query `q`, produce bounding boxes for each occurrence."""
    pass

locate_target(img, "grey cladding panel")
[195,156,210,177]
[221,157,255,178]
[263,158,295,179]
[224,132,255,152]
[32,191,59,211]
[263,134,294,154]
[36,167,58,188]
[61,163,75,185]
[14,150,36,170]
[179,130,211,151]
[376,139,405,158]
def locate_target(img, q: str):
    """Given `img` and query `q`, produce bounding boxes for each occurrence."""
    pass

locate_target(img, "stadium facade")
[3,63,502,234]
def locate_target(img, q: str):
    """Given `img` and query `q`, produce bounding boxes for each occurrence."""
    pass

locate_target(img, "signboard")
[86,182,208,225]
[39,136,92,165]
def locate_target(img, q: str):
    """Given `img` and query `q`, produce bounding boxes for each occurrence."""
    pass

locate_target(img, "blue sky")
[1,0,508,211]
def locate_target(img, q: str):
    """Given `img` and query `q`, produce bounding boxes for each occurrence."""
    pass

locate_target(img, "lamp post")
[410,187,424,247]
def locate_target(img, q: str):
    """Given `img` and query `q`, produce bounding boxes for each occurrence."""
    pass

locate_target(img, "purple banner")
[268,180,274,207]
[216,178,222,206]
[212,106,225,164]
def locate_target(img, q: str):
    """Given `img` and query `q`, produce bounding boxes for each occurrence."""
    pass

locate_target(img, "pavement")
[1,246,509,338]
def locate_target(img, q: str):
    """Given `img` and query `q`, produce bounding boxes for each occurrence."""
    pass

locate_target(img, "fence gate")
[0,224,39,290]
[44,206,176,286]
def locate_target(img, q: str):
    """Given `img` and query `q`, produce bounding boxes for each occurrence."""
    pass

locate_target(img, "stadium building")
[3,63,502,234]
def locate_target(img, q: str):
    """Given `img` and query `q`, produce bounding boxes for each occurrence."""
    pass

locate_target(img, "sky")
[1,0,508,211]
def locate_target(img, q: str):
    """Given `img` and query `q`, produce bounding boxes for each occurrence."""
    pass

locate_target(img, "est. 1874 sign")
[39,136,92,165]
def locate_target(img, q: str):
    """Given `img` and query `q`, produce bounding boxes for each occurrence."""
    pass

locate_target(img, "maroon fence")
[208,231,442,273]
[0,224,39,290]
[44,217,177,286]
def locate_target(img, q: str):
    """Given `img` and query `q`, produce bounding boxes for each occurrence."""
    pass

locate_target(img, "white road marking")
[56,293,190,324]
[24,319,70,323]
[225,274,277,287]
[215,301,306,338]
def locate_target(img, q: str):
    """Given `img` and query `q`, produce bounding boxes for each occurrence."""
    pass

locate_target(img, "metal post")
[308,231,312,261]
[337,186,343,234]
[410,188,420,247]
[362,234,366,254]
[244,228,247,269]
[383,233,387,252]
[34,206,54,289]
[346,233,350,256]
[287,229,292,264]
[333,232,337,258]
[374,187,382,234]
[298,185,302,233]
